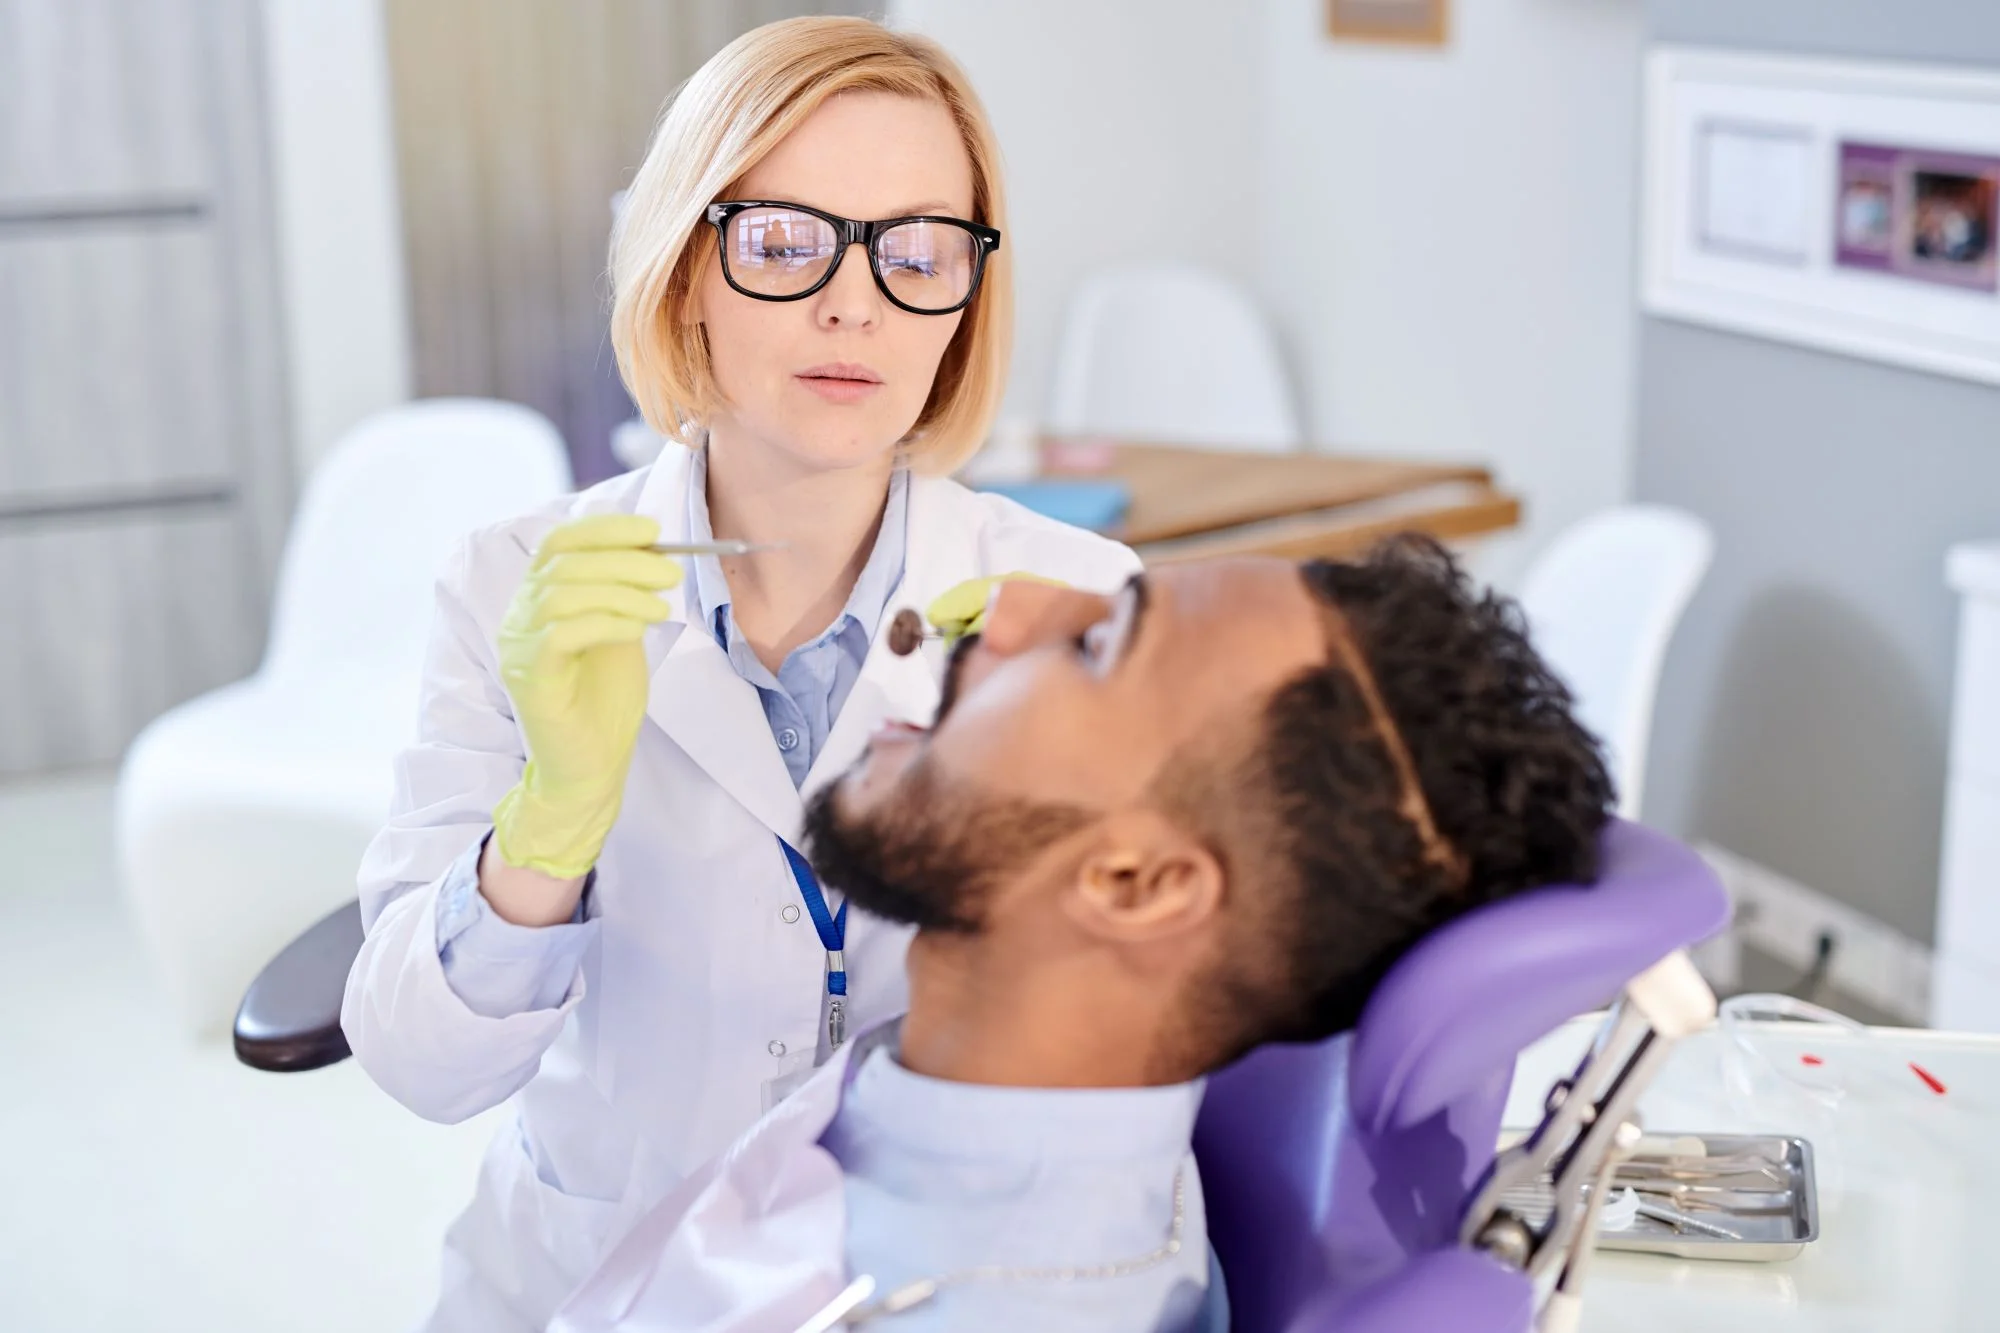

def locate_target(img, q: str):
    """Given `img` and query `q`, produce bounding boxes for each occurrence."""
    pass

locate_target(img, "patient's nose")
[978,581,1114,657]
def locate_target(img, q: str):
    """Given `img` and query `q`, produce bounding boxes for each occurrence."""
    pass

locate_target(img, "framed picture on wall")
[1835,141,2000,293]
[1642,47,2000,387]
[1695,120,1815,265]
[1326,0,1449,48]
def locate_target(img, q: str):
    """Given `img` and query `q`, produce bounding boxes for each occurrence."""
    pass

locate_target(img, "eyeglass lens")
[723,207,979,311]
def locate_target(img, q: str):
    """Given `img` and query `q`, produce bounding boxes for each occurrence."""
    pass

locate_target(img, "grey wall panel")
[0,226,236,502]
[0,0,212,203]
[202,0,296,616]
[1639,0,2000,942]
[1649,0,2000,66]
[1635,320,2000,941]
[0,0,290,774]
[0,508,262,775]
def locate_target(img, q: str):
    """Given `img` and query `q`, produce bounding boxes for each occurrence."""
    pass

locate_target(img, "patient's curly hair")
[1180,534,1614,1069]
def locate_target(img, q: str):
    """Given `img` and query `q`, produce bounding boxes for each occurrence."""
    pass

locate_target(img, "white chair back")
[262,399,572,684]
[1518,505,1714,819]
[1047,263,1302,452]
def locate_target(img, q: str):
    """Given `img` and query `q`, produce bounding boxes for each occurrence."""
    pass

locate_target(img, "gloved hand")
[491,514,682,880]
[924,571,1068,645]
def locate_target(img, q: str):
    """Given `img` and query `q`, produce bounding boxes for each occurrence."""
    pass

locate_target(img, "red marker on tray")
[1796,1051,1945,1095]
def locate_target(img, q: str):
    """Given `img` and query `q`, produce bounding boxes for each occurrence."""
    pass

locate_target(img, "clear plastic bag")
[1716,993,1859,1205]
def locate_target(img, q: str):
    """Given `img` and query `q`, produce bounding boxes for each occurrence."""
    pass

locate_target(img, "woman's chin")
[769,406,918,472]
[707,401,906,467]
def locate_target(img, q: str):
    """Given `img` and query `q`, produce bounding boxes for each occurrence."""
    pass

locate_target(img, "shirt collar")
[834,1034,1206,1167]
[685,445,909,652]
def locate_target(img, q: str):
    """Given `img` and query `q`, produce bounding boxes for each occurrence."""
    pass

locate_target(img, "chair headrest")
[1347,819,1729,1135]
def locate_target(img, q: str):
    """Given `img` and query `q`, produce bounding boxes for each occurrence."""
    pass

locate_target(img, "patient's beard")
[802,758,1092,934]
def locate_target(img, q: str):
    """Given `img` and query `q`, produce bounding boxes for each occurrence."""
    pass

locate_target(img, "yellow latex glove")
[491,514,682,879]
[924,572,1068,645]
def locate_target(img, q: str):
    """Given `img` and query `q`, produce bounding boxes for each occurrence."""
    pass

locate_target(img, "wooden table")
[1043,441,1521,564]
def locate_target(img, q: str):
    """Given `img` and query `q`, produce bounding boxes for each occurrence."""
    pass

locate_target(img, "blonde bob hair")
[610,17,1011,475]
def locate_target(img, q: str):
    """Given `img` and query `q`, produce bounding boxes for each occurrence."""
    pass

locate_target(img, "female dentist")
[340,16,1137,1333]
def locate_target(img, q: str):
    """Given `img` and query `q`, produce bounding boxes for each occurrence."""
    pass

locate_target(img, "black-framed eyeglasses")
[705,200,1001,316]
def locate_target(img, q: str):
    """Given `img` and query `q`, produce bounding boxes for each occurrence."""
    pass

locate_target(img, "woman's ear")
[1061,810,1223,944]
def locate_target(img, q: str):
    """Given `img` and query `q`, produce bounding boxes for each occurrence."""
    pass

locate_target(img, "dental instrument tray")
[1599,1133,1818,1262]
[1500,1133,1819,1263]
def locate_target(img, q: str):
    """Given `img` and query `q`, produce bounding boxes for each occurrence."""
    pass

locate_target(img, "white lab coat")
[341,446,1139,1332]
[547,1033,867,1333]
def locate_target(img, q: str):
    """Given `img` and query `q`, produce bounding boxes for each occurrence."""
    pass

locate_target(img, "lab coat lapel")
[800,474,981,807]
[636,448,805,846]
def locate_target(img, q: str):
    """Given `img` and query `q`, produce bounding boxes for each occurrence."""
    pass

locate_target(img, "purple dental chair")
[1192,818,1730,1333]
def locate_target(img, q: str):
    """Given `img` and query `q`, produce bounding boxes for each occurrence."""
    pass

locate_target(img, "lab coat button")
[781,905,801,923]
[777,727,801,751]
[768,1040,787,1057]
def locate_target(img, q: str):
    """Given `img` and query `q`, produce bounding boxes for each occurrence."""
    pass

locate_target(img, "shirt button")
[777,727,801,752]
[768,1040,787,1057]
[781,905,801,924]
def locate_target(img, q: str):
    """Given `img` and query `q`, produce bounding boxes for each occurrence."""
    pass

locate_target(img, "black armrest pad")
[234,900,363,1072]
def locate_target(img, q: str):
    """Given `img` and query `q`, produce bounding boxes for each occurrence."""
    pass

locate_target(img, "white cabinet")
[1935,543,2000,1031]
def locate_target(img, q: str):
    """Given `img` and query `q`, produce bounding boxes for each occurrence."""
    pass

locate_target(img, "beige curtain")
[384,0,862,482]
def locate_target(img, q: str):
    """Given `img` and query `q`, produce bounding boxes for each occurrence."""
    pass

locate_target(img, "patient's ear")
[1062,809,1223,943]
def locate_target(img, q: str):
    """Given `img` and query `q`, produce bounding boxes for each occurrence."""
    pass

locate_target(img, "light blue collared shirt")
[819,1039,1217,1332]
[683,446,909,788]
[434,450,909,1011]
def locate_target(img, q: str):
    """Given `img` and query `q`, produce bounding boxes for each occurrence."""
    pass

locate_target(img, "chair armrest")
[233,899,362,1072]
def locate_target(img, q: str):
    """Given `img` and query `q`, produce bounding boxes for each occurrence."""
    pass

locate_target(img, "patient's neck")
[897,933,1180,1089]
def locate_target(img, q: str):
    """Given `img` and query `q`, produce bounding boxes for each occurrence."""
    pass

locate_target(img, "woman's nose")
[978,582,1113,657]
[813,243,883,328]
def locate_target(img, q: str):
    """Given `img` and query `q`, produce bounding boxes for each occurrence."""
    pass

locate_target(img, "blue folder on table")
[978,479,1131,534]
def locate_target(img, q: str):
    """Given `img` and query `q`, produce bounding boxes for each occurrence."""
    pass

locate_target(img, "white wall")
[893,0,1645,588]
[260,0,413,474]
[1259,0,1644,586]
[252,0,1644,577]
[888,0,1262,426]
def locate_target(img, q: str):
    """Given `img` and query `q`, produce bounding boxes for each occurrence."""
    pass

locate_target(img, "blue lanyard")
[702,598,851,1048]
[779,838,848,1048]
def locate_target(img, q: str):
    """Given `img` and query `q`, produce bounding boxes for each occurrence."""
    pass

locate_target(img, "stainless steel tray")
[1594,1132,1819,1262]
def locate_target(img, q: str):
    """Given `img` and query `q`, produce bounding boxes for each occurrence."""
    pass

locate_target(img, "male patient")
[552,535,1613,1332]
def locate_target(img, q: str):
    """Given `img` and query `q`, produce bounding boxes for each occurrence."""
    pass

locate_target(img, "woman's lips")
[796,362,884,404]
[798,375,882,404]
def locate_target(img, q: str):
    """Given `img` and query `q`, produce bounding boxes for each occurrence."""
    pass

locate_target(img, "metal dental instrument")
[792,1276,878,1333]
[887,608,944,657]
[647,539,790,556]
[1630,1200,1744,1241]
[1625,1182,1795,1214]
[1616,1159,1790,1189]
